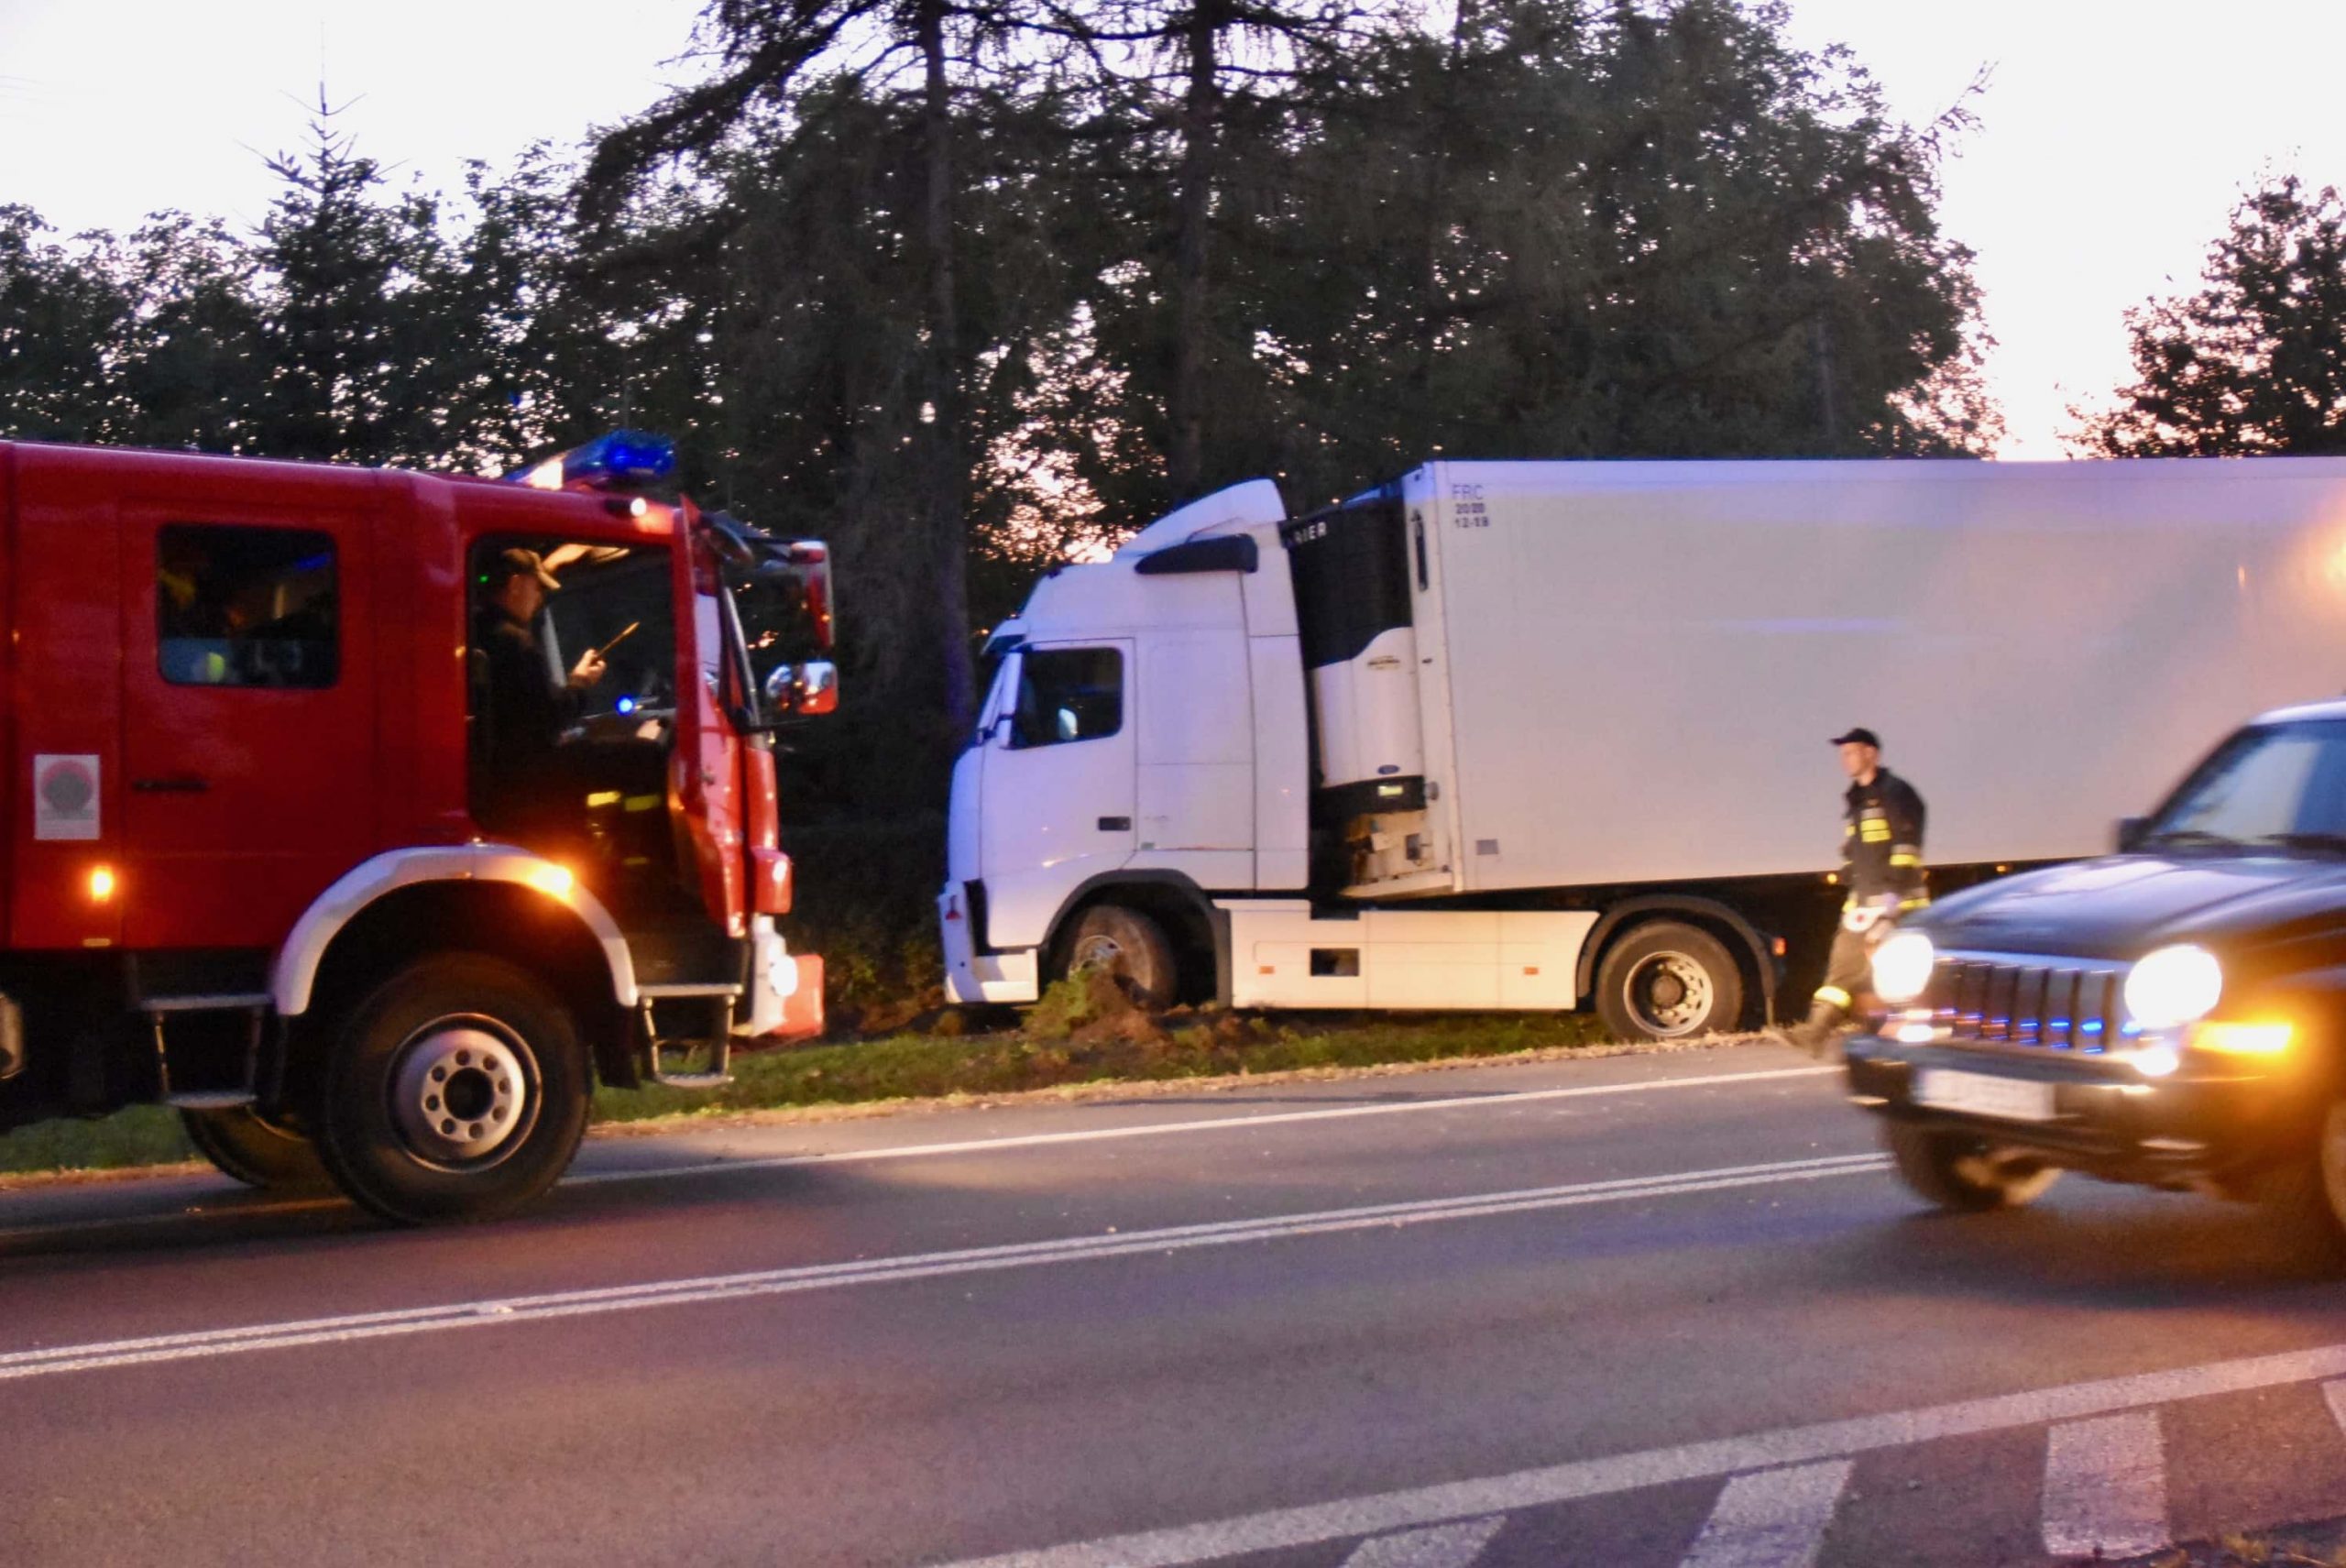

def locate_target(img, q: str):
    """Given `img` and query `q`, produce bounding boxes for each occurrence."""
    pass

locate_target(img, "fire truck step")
[166,1090,258,1112]
[143,992,273,1014]
[141,996,272,1107]
[649,1071,731,1091]
[635,990,739,1091]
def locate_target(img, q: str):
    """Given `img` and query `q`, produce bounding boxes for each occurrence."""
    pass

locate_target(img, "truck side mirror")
[762,659,840,718]
[2115,816,2148,853]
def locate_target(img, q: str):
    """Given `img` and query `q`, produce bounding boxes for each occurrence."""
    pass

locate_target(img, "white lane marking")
[1341,1515,1504,1568]
[0,1064,1839,1243]
[0,1153,1885,1382]
[2324,1376,2346,1438]
[564,1066,1840,1187]
[2041,1410,2167,1560]
[1678,1461,1850,1568]
[927,1342,2346,1568]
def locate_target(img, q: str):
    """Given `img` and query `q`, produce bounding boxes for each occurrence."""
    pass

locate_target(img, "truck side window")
[157,524,338,689]
[1012,648,1122,748]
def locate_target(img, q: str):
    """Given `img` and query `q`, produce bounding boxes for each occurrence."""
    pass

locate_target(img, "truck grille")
[1925,954,2127,1052]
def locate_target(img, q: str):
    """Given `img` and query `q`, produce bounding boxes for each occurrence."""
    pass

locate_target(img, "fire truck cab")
[0,433,832,1223]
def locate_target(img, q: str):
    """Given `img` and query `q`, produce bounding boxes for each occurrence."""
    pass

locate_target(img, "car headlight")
[1871,930,1935,1005]
[2123,944,2222,1030]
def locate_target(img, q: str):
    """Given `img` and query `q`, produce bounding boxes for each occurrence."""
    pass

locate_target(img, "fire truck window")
[157,525,338,689]
[467,537,678,862]
[1011,647,1122,749]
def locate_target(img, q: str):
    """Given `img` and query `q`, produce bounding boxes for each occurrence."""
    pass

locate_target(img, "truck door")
[979,641,1136,949]
[121,503,378,950]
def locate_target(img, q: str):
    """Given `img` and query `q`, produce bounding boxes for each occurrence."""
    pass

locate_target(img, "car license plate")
[1913,1069,2056,1123]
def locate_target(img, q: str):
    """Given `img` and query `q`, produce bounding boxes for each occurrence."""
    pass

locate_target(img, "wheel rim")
[1622,951,1715,1037]
[386,1014,541,1170]
[1070,934,1126,975]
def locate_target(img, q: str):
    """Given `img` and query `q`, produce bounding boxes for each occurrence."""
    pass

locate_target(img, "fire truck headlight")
[1871,931,1935,1005]
[2125,945,2222,1030]
[768,949,799,1001]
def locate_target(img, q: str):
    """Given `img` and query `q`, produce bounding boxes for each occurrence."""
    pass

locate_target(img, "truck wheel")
[1594,921,1744,1040]
[1059,905,1178,1009]
[1883,1121,2061,1212]
[181,1105,333,1193]
[314,954,591,1225]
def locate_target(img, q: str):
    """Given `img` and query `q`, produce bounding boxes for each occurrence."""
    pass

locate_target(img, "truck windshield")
[2143,718,2346,850]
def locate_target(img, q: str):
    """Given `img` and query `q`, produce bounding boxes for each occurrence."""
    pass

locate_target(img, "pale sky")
[4,0,2342,457]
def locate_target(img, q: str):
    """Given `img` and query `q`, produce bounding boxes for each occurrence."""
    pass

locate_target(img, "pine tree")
[2073,175,2346,456]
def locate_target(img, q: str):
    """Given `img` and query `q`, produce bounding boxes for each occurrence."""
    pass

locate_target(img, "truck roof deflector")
[1135,535,1259,576]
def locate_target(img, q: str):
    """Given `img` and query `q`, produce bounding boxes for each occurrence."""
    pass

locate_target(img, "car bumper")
[1844,1032,2297,1187]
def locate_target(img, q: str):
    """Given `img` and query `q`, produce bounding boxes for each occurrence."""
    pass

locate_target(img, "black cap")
[488,547,562,591]
[1830,727,1881,749]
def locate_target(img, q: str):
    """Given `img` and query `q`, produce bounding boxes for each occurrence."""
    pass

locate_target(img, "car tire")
[2243,1101,2346,1255]
[1058,905,1178,1010]
[1883,1120,2062,1212]
[313,953,591,1225]
[181,1104,333,1193]
[1594,921,1745,1041]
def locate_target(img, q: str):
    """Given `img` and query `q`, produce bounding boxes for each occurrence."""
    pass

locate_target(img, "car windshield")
[2143,718,2346,849]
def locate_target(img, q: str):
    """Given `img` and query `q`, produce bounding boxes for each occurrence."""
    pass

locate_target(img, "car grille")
[1924,953,2127,1052]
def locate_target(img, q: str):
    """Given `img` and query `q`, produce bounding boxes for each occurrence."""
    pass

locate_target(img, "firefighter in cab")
[1783,727,1928,1057]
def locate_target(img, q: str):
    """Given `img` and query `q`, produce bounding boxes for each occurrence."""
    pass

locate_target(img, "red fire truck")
[0,432,833,1223]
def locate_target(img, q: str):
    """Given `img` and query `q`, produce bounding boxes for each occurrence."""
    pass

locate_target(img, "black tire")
[2242,1102,2346,1255]
[181,1105,333,1193]
[1058,905,1179,1009]
[1883,1120,2062,1212]
[1593,920,1745,1041]
[313,953,591,1225]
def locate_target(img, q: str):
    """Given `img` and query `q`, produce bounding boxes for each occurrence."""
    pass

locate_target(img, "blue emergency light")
[506,430,676,492]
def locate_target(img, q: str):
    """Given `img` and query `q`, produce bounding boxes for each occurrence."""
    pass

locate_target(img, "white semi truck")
[939,458,2346,1039]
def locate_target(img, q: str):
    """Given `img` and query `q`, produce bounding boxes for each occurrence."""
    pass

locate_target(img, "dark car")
[1846,699,2346,1237]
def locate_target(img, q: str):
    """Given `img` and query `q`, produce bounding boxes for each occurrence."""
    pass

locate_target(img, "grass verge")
[0,990,1619,1180]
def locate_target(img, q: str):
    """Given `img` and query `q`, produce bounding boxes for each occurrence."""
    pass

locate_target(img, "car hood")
[1918,852,2346,959]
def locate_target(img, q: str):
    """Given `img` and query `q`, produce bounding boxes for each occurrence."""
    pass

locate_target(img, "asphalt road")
[5,1042,2346,1567]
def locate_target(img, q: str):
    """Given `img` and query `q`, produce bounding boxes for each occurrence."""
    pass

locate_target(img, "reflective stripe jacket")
[1843,767,1928,911]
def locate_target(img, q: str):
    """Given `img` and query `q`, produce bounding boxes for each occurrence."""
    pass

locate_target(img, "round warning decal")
[33,754,100,841]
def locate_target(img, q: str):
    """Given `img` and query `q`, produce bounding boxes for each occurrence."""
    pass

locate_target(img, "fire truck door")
[120,505,378,949]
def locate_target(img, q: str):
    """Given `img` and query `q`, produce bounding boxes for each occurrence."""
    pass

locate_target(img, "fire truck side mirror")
[764,659,839,718]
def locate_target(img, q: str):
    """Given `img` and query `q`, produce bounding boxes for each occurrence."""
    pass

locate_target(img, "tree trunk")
[1169,0,1223,499]
[915,0,975,737]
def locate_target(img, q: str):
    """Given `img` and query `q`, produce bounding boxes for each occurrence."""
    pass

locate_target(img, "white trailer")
[940,458,2346,1038]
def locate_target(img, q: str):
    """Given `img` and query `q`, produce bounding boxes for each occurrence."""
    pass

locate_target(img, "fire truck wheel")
[1060,905,1178,1009]
[1882,1120,2062,1212]
[316,953,590,1225]
[1594,921,1744,1041]
[181,1106,334,1193]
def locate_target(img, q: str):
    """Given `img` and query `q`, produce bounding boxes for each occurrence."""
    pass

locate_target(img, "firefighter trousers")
[1812,926,1874,1020]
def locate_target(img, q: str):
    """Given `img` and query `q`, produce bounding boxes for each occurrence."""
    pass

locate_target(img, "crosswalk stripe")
[1677,1460,1850,1568]
[2322,1376,2346,1439]
[1340,1516,1505,1568]
[2042,1410,2167,1560]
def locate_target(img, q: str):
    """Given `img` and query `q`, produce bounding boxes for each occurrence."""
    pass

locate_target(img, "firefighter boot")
[1775,999,1846,1061]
